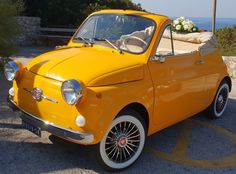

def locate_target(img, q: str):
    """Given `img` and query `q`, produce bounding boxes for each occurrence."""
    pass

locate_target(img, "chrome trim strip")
[9,98,94,144]
[41,95,58,103]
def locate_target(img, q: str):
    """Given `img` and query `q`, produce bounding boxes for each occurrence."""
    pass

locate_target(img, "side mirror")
[150,53,165,63]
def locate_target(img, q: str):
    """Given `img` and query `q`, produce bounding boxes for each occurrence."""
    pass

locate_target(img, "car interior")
[116,25,217,56]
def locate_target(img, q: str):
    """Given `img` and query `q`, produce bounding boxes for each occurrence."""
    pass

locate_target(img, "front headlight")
[61,80,83,105]
[4,61,20,81]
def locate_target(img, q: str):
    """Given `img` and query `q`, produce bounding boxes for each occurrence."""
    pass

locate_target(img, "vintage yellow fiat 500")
[5,10,231,170]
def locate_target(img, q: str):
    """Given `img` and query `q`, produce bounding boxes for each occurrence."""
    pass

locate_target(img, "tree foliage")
[24,0,143,27]
[0,0,24,57]
[216,26,236,56]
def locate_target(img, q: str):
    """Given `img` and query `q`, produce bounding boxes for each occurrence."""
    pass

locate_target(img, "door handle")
[150,55,165,63]
[196,60,205,65]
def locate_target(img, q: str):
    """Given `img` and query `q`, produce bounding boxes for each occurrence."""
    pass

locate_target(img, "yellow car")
[5,10,231,171]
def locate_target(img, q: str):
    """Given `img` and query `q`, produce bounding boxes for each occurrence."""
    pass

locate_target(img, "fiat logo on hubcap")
[118,136,127,147]
[31,88,43,101]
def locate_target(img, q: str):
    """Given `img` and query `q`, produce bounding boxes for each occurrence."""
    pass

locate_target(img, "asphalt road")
[1,49,236,174]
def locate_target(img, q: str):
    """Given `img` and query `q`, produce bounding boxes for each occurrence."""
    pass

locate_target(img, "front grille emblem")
[23,88,58,103]
[32,88,43,101]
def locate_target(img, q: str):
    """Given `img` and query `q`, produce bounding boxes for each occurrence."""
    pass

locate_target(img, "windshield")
[74,14,156,54]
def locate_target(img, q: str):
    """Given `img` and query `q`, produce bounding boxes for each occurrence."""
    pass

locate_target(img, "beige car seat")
[116,26,154,53]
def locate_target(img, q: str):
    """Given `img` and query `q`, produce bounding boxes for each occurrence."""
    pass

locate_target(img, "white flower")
[178,16,185,22]
[186,22,194,31]
[176,25,181,31]
[187,22,194,30]
[173,17,198,33]
[182,20,187,25]
[174,20,179,25]
[183,24,189,30]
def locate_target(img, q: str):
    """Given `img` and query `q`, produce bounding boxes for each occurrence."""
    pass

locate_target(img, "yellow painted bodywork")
[12,10,229,145]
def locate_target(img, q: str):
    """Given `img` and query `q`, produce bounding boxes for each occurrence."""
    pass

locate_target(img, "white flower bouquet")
[172,17,199,33]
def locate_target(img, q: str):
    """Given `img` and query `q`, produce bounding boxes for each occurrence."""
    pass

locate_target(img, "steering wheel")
[122,36,148,50]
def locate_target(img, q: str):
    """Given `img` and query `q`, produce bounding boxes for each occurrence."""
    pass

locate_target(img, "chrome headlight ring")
[4,61,20,81]
[61,80,83,105]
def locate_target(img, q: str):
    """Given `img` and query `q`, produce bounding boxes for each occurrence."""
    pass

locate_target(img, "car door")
[148,25,206,127]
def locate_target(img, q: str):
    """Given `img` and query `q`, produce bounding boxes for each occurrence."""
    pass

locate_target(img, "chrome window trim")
[154,23,175,59]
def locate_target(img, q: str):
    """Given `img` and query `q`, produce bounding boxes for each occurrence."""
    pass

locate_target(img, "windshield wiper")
[73,37,93,46]
[93,38,122,54]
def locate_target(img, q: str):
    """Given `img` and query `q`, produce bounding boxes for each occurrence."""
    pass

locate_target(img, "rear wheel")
[97,110,146,171]
[207,81,229,119]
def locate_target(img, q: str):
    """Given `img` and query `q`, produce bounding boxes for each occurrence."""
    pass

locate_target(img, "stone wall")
[16,16,41,46]
[223,56,236,79]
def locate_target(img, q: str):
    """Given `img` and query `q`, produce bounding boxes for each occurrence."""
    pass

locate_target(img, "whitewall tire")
[97,110,146,171]
[208,81,229,119]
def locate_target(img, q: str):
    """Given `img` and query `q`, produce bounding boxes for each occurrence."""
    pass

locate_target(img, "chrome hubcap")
[105,121,140,163]
[218,95,223,102]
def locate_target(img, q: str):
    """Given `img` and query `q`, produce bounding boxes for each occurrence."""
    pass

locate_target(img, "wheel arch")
[118,102,149,133]
[206,75,232,113]
[222,76,232,92]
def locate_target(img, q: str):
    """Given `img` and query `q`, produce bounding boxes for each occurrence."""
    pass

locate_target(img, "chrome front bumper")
[8,96,94,144]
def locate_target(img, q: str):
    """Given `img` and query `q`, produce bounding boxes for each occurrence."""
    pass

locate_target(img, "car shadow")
[0,140,100,173]
[0,122,22,129]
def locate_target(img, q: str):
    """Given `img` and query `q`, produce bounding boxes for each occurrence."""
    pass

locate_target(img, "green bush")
[0,0,24,57]
[24,0,143,27]
[0,0,24,72]
[216,26,236,56]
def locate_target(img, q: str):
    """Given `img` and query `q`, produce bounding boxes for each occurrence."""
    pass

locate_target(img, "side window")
[156,25,174,56]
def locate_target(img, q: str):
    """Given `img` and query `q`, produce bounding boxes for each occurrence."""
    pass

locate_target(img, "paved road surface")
[0,48,236,174]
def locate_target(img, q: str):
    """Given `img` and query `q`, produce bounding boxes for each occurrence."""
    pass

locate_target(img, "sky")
[132,0,236,18]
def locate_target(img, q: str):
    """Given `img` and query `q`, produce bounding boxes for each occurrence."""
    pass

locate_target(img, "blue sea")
[172,17,236,31]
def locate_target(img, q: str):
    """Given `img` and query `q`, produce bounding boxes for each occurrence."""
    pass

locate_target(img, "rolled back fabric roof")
[163,31,218,56]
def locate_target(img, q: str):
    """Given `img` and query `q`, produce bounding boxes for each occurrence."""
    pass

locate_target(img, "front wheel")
[97,110,146,171]
[207,81,230,119]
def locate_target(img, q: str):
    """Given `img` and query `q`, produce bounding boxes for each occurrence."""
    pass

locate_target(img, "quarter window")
[156,25,174,56]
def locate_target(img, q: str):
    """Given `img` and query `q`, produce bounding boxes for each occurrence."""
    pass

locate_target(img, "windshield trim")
[72,13,157,55]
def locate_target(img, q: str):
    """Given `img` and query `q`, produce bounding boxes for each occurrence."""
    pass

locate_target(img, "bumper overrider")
[7,96,94,144]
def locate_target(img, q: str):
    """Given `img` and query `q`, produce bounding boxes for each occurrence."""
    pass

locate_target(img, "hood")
[26,46,145,86]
